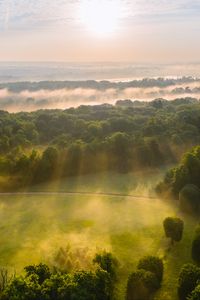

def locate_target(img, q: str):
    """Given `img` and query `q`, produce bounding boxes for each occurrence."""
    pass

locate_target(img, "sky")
[0,0,200,62]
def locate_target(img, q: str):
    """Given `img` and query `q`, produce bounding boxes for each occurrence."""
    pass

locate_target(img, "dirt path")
[0,191,157,200]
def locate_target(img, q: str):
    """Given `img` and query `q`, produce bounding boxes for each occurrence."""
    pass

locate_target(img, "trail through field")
[0,191,157,200]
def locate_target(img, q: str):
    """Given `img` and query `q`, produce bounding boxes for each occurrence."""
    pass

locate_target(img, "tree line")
[0,253,164,300]
[1,97,200,188]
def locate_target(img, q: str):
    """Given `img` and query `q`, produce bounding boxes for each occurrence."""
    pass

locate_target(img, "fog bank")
[0,77,200,112]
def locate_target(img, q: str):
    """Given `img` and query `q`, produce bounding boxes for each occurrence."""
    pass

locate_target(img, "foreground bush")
[93,251,119,281]
[126,270,159,300]
[126,256,163,300]
[0,261,115,300]
[178,263,200,300]
[137,256,164,284]
[192,226,200,264]
[188,284,200,300]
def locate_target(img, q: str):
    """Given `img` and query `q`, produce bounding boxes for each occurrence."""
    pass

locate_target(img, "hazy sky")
[0,0,200,62]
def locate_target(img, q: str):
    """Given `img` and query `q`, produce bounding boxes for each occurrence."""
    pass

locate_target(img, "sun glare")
[79,0,122,36]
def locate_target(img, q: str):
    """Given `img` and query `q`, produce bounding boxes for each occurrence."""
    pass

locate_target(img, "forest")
[1,98,200,299]
[0,96,200,190]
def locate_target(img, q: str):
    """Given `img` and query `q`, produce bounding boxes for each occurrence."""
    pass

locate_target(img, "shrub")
[93,251,118,281]
[137,256,163,284]
[188,284,200,300]
[192,226,200,264]
[163,217,184,244]
[126,270,159,300]
[178,263,200,300]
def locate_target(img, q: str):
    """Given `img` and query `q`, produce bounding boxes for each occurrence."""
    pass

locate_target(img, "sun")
[79,0,122,36]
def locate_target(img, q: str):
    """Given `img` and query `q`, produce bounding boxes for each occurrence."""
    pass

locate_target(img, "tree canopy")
[163,217,184,244]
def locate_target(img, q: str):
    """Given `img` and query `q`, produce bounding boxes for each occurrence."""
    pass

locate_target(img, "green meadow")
[0,171,196,299]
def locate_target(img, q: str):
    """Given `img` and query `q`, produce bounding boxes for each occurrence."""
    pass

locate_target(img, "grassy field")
[0,171,197,299]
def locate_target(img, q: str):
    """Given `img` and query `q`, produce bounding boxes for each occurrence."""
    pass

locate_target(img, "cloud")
[0,0,75,31]
[0,0,199,32]
[129,0,200,14]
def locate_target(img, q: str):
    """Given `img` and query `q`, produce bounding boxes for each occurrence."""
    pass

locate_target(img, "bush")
[126,270,159,300]
[163,217,184,244]
[192,226,200,264]
[137,256,164,284]
[1,276,41,300]
[1,262,115,300]
[178,263,200,300]
[93,251,118,281]
[24,263,51,285]
[188,284,200,300]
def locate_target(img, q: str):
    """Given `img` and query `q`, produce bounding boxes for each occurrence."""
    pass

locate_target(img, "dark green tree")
[179,185,200,214]
[192,226,200,264]
[163,217,184,245]
[1,275,41,300]
[93,251,118,282]
[24,263,51,285]
[126,270,159,300]
[36,146,58,181]
[1,263,115,300]
[41,273,75,300]
[137,256,164,284]
[178,263,200,300]
[188,284,200,300]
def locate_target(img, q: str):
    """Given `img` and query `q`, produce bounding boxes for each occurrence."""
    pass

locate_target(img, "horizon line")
[0,61,200,65]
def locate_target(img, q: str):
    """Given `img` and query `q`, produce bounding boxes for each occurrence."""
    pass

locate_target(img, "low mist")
[0,171,176,272]
[0,193,175,272]
[0,77,200,112]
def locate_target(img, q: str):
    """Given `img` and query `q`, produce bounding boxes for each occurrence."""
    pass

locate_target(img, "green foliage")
[72,269,112,300]
[163,217,184,243]
[106,132,131,172]
[126,269,159,300]
[4,99,200,187]
[24,263,51,285]
[178,263,200,300]
[157,146,200,204]
[35,147,58,181]
[1,262,115,300]
[93,251,118,281]
[179,185,200,214]
[188,284,200,300]
[126,256,163,300]
[41,273,75,300]
[192,226,200,264]
[1,275,41,300]
[137,256,163,284]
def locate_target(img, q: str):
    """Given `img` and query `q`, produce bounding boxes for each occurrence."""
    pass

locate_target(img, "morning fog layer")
[0,77,200,112]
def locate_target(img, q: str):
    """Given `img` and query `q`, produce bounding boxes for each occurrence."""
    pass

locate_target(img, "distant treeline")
[1,97,200,188]
[0,76,199,92]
